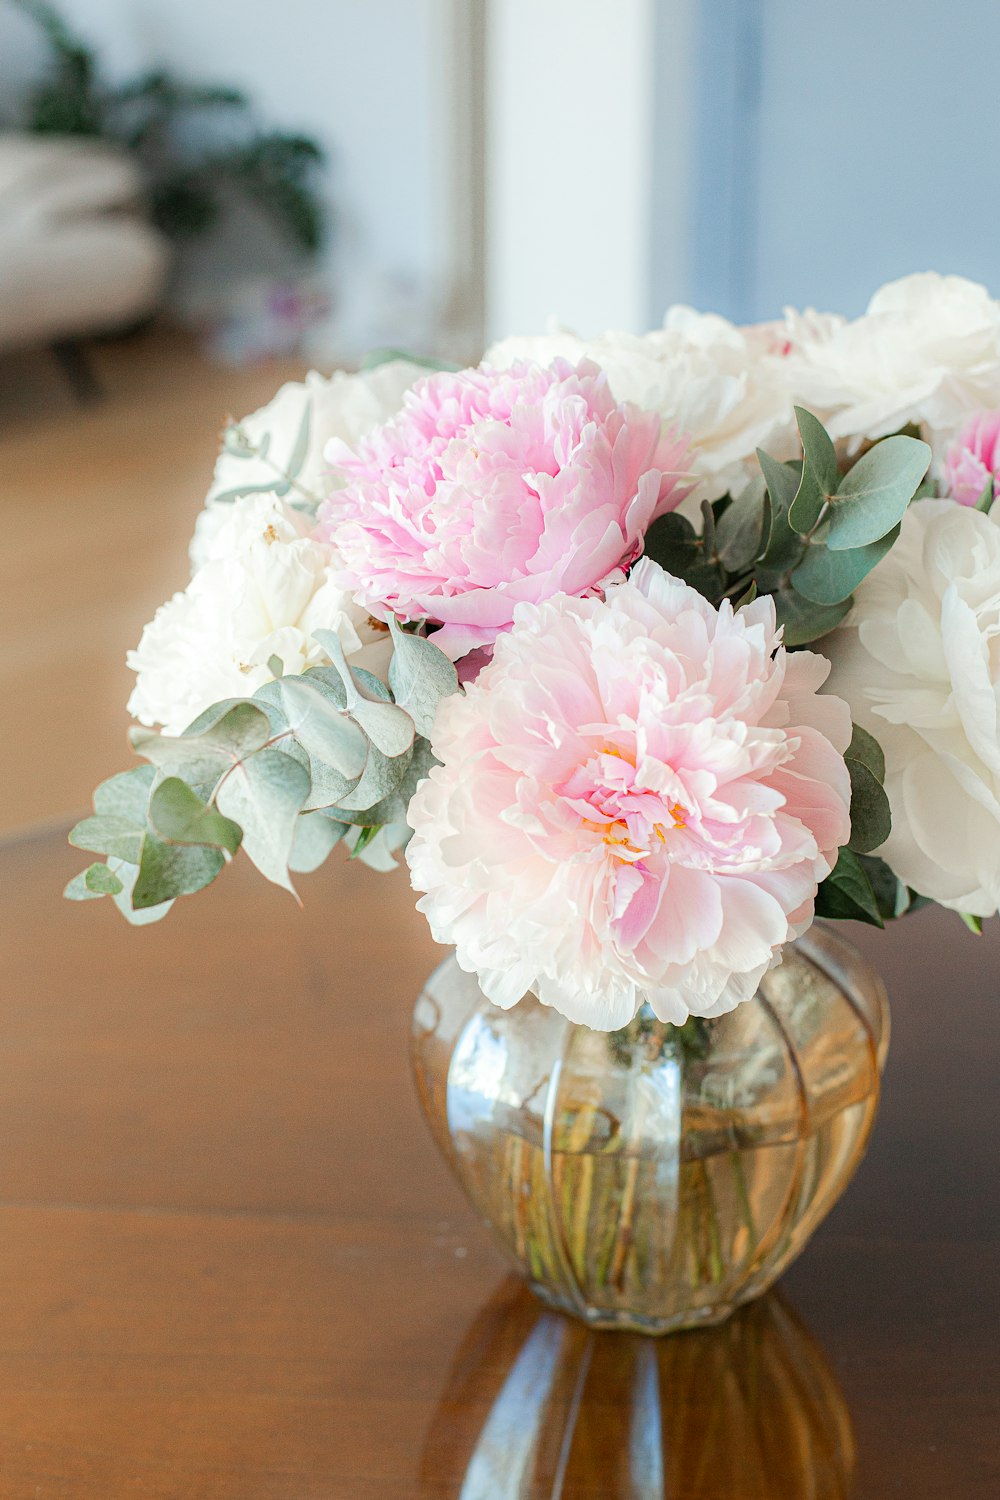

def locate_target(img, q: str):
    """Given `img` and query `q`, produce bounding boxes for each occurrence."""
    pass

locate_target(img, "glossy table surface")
[1,827,997,1498]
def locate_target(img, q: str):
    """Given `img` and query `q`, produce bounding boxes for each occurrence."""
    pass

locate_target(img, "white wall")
[485,0,656,342]
[729,0,1000,319]
[0,0,457,357]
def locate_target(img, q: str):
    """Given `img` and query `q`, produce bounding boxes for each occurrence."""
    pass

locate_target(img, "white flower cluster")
[827,500,1000,917]
[487,308,810,504]
[788,273,1000,457]
[490,272,1000,501]
[130,361,423,735]
[127,493,392,735]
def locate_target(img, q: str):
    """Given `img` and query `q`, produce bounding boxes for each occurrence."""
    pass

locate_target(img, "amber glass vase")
[411,925,889,1335]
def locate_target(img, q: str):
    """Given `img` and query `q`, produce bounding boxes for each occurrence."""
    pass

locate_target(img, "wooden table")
[1,827,997,1498]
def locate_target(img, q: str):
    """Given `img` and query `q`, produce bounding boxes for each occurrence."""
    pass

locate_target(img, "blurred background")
[3,0,1000,838]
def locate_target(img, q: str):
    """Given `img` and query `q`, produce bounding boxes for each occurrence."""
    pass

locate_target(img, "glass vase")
[410,924,889,1335]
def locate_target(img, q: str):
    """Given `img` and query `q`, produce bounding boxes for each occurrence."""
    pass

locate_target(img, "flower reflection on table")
[420,1279,854,1500]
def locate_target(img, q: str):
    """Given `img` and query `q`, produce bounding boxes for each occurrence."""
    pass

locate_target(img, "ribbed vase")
[411,924,888,1334]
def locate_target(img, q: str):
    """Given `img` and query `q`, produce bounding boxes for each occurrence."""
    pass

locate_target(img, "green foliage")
[844,724,892,854]
[715,477,769,572]
[654,411,932,653]
[216,748,310,894]
[64,863,123,900]
[789,406,839,534]
[212,401,318,509]
[826,437,931,550]
[361,348,462,374]
[791,526,900,606]
[13,0,326,254]
[66,623,459,923]
[815,848,885,927]
[387,617,460,737]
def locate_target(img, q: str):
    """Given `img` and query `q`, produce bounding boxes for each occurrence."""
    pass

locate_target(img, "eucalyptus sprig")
[213,399,319,511]
[65,624,458,924]
[644,407,931,645]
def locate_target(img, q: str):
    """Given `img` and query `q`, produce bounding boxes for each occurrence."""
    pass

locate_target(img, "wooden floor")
[0,329,308,837]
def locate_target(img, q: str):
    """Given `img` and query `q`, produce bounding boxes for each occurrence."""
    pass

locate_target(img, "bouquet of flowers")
[68,272,1000,1032]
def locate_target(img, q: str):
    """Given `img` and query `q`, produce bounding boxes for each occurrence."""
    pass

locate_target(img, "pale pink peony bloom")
[406,560,853,1030]
[316,360,692,659]
[943,409,1000,505]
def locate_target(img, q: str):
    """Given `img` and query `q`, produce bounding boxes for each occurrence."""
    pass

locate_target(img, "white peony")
[788,273,1000,455]
[207,359,423,504]
[128,493,389,734]
[826,499,1000,916]
[191,360,422,573]
[486,307,806,503]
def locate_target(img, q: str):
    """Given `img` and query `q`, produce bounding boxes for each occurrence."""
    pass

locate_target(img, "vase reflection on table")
[420,1279,855,1500]
[412,924,888,1335]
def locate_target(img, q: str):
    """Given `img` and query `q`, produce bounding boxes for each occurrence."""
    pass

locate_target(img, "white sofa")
[0,134,169,354]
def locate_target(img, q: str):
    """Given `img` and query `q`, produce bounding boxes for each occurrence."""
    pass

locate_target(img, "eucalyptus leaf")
[313,631,415,755]
[847,723,886,783]
[330,736,434,825]
[641,512,701,577]
[791,525,899,605]
[92,764,156,822]
[216,746,310,894]
[148,777,243,854]
[857,853,909,920]
[757,451,803,568]
[283,398,312,482]
[278,676,368,777]
[715,477,768,572]
[828,436,930,550]
[334,743,412,813]
[361,347,461,373]
[846,759,892,853]
[288,811,347,873]
[85,863,124,895]
[302,753,362,812]
[69,814,144,864]
[257,692,361,810]
[789,408,838,534]
[350,696,414,757]
[771,587,850,646]
[699,498,716,558]
[131,701,272,788]
[107,858,175,926]
[815,847,884,927]
[132,834,226,909]
[64,863,124,901]
[976,479,995,513]
[298,666,348,710]
[387,617,459,737]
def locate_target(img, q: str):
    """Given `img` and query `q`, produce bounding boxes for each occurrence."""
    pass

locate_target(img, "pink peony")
[943,409,1000,505]
[316,360,692,659]
[406,560,853,1030]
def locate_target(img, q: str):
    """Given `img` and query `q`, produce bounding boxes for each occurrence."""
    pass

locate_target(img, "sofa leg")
[51,340,103,405]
